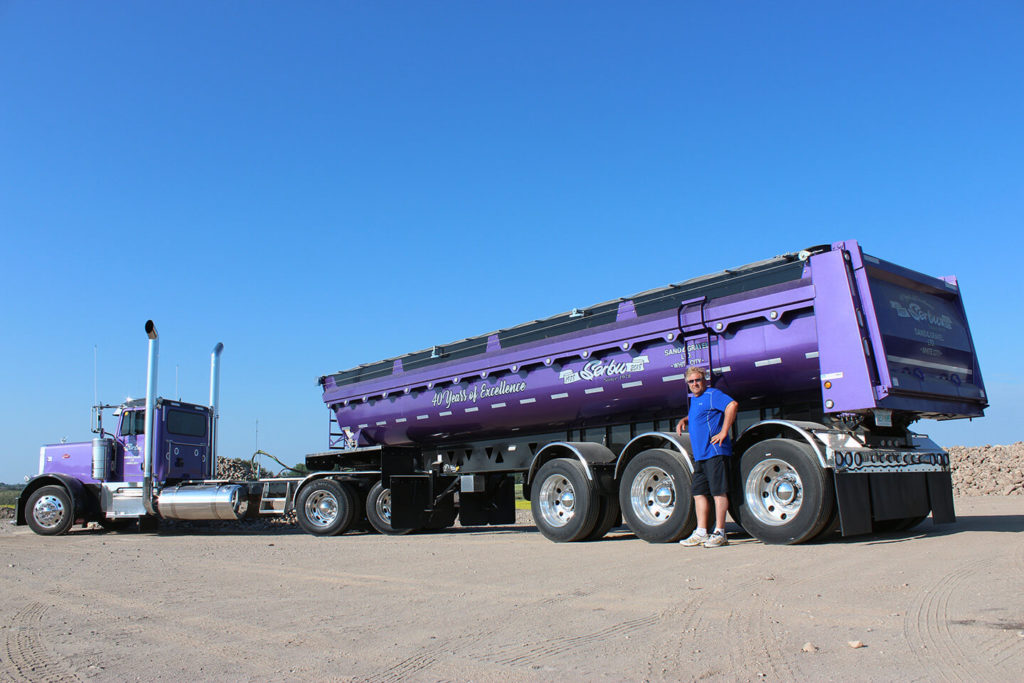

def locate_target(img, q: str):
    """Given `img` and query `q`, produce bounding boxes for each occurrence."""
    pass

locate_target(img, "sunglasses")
[687,378,705,385]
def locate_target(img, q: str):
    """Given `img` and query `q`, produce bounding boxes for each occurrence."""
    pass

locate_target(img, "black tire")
[583,492,621,541]
[296,479,359,536]
[25,485,75,536]
[530,459,600,542]
[618,448,696,544]
[874,514,929,534]
[898,514,929,531]
[365,480,416,535]
[735,439,834,545]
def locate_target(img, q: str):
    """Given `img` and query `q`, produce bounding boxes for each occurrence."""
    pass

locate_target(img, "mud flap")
[389,474,432,529]
[870,473,930,522]
[459,474,515,526]
[927,472,956,524]
[834,472,872,537]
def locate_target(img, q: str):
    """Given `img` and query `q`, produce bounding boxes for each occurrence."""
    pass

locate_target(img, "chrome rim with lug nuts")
[33,494,67,531]
[629,466,676,526]
[304,489,339,529]
[538,474,576,528]
[745,458,803,526]
[375,488,393,523]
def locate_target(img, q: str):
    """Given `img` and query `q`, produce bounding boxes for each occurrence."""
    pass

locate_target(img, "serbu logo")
[560,356,649,384]
[890,297,953,330]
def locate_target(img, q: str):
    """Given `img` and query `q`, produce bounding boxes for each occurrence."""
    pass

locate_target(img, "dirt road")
[1,496,1022,682]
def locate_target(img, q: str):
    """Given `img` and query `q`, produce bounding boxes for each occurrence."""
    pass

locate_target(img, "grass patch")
[515,499,531,511]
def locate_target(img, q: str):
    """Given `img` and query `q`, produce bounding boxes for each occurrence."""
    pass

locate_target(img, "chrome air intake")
[156,484,248,520]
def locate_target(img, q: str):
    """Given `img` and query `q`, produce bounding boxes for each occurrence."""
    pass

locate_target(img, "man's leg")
[695,494,712,531]
[713,495,729,531]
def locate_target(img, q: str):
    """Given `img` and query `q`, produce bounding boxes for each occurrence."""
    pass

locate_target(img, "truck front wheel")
[26,485,75,536]
[735,438,835,545]
[618,448,696,543]
[296,479,359,536]
[531,459,600,542]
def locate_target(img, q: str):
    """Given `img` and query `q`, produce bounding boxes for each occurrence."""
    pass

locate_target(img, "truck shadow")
[819,513,1024,546]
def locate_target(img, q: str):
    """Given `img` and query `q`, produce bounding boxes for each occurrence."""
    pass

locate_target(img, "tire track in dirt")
[361,629,496,682]
[476,616,653,668]
[2,602,80,683]
[902,556,1014,683]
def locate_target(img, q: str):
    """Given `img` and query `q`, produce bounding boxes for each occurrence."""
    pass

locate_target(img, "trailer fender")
[525,442,616,492]
[615,432,694,481]
[735,420,829,468]
[16,474,90,526]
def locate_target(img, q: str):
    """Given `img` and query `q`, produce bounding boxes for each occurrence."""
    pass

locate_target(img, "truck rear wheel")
[531,459,600,542]
[735,438,834,545]
[618,448,696,543]
[296,479,359,536]
[583,493,621,541]
[365,480,416,535]
[26,485,75,536]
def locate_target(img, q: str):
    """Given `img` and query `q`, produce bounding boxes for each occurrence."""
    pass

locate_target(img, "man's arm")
[709,400,738,445]
[675,416,688,436]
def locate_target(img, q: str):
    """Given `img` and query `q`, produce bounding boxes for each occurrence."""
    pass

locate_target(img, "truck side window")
[119,411,145,436]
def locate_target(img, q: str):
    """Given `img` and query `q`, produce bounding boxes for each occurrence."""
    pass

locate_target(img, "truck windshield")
[167,410,207,437]
[866,269,982,400]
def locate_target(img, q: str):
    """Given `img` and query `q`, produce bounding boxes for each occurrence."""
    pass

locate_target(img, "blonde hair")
[685,366,707,380]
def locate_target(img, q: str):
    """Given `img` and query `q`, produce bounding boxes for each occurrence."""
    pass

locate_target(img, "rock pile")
[215,456,272,480]
[948,442,1024,496]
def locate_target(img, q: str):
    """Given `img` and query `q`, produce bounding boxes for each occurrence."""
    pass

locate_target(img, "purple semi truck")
[18,240,986,544]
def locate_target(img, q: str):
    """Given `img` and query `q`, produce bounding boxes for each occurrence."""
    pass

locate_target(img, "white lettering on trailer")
[440,411,452,416]
[465,407,479,413]
[551,392,569,399]
[416,415,429,420]
[585,387,604,394]
[805,351,819,359]
[622,381,643,388]
[492,402,507,408]
[520,398,536,404]
[755,358,782,367]
[662,373,687,382]
[886,355,972,375]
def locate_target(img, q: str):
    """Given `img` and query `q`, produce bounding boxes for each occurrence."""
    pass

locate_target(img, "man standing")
[675,366,738,548]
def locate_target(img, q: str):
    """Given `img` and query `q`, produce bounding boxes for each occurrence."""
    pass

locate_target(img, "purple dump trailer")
[18,240,986,545]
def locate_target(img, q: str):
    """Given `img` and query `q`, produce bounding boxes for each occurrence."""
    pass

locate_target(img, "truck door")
[116,409,145,482]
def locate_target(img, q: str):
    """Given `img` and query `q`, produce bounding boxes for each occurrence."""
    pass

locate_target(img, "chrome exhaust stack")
[143,320,159,515]
[209,342,224,479]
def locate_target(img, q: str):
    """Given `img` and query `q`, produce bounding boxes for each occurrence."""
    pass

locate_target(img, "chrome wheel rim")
[745,458,803,526]
[305,490,339,528]
[538,474,576,528]
[630,466,676,526]
[375,488,393,523]
[33,495,66,530]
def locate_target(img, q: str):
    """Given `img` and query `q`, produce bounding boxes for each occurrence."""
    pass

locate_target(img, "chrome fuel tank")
[156,484,248,520]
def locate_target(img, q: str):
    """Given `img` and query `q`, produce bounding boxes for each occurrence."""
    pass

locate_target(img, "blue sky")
[1,2,1021,483]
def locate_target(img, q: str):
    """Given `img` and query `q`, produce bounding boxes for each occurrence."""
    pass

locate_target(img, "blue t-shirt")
[688,387,735,461]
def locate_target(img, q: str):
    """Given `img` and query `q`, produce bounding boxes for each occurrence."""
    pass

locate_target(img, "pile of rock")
[948,442,1024,496]
[215,456,272,480]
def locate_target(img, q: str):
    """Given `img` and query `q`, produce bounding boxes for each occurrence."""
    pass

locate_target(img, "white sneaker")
[702,531,728,548]
[679,530,708,546]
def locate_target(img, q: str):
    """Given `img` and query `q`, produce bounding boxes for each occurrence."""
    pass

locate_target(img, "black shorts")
[692,455,731,497]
